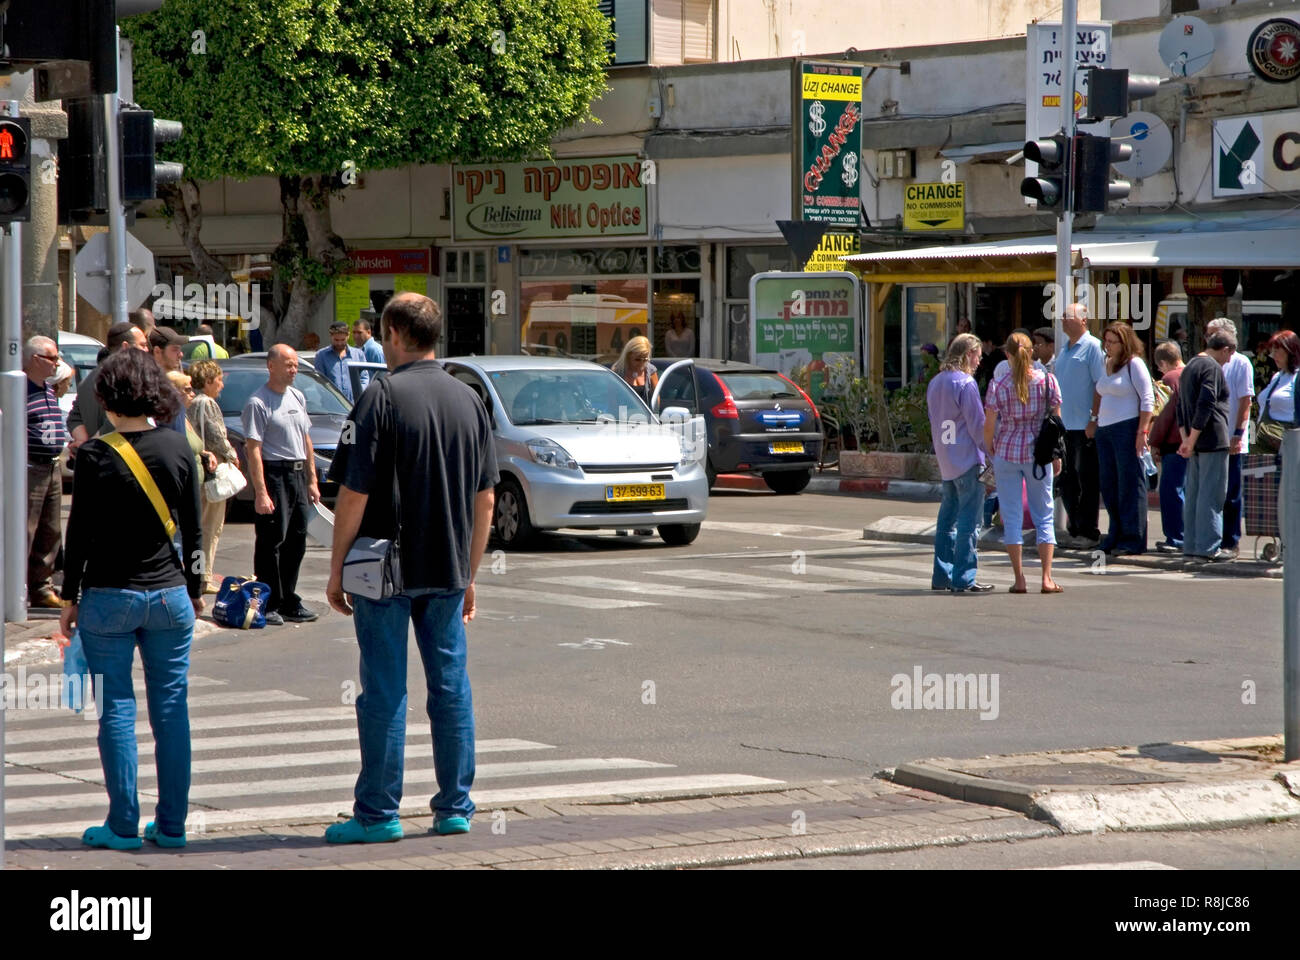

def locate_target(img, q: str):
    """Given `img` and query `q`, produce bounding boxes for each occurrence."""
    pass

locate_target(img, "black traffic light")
[1079,68,1160,123]
[1019,134,1070,213]
[1072,133,1134,213]
[120,108,184,202]
[57,99,105,224]
[0,116,32,223]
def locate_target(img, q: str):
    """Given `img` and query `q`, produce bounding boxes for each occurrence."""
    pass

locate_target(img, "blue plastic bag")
[60,629,91,713]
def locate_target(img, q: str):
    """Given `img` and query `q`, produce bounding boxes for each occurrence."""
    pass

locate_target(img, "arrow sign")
[776,220,830,268]
[1218,122,1261,191]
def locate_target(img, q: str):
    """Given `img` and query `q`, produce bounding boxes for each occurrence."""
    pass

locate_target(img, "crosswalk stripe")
[658,568,845,593]
[3,758,677,814]
[2,707,359,745]
[2,688,310,724]
[756,563,917,585]
[3,774,786,840]
[478,584,656,609]
[532,576,764,602]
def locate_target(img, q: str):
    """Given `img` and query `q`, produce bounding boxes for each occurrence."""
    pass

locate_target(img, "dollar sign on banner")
[808,101,826,138]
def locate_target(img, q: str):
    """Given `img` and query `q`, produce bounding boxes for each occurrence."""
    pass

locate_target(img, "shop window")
[520,278,649,363]
[600,0,650,66]
[520,246,648,277]
[723,246,795,362]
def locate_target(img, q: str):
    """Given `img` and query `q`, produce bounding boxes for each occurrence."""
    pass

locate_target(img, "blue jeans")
[1158,452,1187,546]
[992,457,1055,546]
[351,590,475,824]
[1183,450,1229,557]
[1222,453,1243,549]
[933,464,985,590]
[1096,418,1148,553]
[78,585,194,838]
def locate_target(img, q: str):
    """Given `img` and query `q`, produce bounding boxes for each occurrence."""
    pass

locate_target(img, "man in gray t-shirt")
[241,345,320,624]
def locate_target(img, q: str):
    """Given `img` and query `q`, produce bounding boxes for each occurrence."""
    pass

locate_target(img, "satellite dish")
[1112,111,1172,180]
[1158,15,1215,78]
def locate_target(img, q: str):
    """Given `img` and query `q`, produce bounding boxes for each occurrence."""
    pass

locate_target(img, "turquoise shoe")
[433,816,471,836]
[145,821,186,848]
[82,824,143,850]
[324,817,404,844]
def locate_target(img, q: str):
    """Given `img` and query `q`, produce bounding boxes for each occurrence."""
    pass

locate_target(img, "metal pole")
[1284,429,1300,761]
[103,26,128,327]
[1054,0,1078,340]
[0,406,6,869]
[2,220,28,624]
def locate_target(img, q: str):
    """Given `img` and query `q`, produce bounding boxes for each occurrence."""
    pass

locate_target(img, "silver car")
[442,356,709,548]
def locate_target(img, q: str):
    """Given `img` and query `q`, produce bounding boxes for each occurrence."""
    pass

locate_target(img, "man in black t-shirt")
[1176,333,1233,562]
[324,293,498,844]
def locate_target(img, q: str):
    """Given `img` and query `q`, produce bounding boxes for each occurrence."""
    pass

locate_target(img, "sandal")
[1041,583,1064,594]
[433,816,472,836]
[145,821,187,848]
[82,824,143,850]
[324,817,403,844]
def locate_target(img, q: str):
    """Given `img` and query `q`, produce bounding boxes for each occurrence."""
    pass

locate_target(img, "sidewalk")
[5,736,1296,870]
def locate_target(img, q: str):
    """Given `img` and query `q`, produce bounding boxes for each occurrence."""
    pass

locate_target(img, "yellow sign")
[393,274,427,297]
[334,275,371,326]
[1042,91,1086,110]
[903,181,965,231]
[801,72,863,102]
[804,232,860,272]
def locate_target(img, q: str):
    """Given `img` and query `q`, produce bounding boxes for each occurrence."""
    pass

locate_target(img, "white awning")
[938,141,1024,164]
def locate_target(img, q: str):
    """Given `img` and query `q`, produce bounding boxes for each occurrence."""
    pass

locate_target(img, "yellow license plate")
[605,483,666,502]
[769,442,805,454]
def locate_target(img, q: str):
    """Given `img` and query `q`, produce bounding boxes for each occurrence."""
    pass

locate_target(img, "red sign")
[346,248,431,275]
[1183,269,1225,296]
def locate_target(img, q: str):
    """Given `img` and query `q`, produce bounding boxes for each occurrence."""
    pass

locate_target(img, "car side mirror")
[660,405,690,421]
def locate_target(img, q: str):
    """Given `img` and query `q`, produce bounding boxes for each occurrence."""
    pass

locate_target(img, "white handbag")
[203,461,248,502]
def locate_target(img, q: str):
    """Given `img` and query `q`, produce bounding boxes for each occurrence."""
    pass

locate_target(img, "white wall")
[657,154,790,239]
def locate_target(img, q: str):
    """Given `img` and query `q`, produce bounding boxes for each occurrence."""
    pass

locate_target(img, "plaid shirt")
[986,372,1061,464]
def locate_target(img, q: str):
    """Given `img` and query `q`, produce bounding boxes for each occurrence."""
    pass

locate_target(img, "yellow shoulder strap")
[101,432,178,539]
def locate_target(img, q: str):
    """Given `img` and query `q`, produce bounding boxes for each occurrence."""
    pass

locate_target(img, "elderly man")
[1205,317,1254,559]
[1055,302,1106,548]
[24,337,70,608]
[242,344,321,624]
[1177,331,1235,563]
[315,321,368,403]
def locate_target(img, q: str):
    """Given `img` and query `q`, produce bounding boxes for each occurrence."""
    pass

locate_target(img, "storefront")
[333,246,437,348]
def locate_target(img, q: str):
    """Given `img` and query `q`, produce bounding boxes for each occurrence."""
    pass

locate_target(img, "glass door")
[444,249,488,356]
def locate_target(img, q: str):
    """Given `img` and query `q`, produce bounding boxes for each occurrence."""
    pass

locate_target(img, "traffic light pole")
[1054,0,1078,340]
[1,99,28,626]
[102,26,129,327]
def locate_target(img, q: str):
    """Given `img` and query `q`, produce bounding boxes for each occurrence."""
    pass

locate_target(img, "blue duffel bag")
[212,576,273,629]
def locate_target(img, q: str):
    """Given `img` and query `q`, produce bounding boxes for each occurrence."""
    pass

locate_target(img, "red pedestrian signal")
[0,117,33,223]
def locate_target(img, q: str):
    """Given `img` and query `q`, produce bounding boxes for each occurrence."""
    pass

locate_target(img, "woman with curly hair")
[60,348,203,851]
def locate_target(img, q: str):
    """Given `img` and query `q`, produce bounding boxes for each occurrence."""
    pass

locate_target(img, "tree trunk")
[271,173,350,348]
[158,179,232,287]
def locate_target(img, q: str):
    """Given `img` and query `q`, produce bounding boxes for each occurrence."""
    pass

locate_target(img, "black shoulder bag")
[1032,375,1067,480]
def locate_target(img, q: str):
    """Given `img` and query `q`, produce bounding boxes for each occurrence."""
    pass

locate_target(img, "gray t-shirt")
[241,384,310,461]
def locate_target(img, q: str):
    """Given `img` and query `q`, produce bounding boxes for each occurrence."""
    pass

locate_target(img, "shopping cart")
[1242,453,1281,563]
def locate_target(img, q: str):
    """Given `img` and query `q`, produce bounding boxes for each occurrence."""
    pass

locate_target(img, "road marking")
[659,568,847,593]
[478,584,656,609]
[4,775,786,839]
[3,758,678,814]
[755,563,917,585]
[1,688,310,724]
[702,520,866,541]
[1,706,360,745]
[1024,861,1178,870]
[532,576,763,602]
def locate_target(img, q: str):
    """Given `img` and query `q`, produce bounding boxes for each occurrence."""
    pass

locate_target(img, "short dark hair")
[381,294,442,351]
[1032,326,1054,345]
[94,347,182,421]
[106,321,138,351]
[355,318,373,334]
[328,321,350,334]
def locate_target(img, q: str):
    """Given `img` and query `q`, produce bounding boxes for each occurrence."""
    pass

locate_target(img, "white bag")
[203,461,248,502]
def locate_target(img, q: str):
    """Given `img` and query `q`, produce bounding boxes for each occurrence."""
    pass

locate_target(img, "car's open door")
[650,359,707,465]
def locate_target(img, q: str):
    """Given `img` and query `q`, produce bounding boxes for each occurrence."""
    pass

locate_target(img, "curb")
[715,473,943,501]
[860,517,1283,579]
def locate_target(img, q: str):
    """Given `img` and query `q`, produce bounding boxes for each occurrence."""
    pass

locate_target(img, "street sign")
[903,182,965,230]
[74,231,155,314]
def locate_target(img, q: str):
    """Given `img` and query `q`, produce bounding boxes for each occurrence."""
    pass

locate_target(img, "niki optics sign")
[452,156,649,241]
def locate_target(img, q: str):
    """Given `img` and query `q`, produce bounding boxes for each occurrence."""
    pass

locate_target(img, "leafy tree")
[124,0,611,344]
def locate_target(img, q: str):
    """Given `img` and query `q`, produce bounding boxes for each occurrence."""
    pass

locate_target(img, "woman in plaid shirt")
[985,332,1064,594]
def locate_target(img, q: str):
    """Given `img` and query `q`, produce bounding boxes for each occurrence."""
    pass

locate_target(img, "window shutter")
[682,0,714,63]
[652,0,684,65]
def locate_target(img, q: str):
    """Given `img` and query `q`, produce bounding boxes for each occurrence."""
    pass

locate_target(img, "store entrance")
[445,287,486,356]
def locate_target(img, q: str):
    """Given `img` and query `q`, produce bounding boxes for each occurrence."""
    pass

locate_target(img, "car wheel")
[493,477,535,548]
[658,522,701,546]
[764,469,811,495]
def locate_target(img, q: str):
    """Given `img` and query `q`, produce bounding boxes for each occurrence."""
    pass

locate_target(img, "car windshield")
[217,366,351,418]
[489,368,650,425]
[717,372,800,401]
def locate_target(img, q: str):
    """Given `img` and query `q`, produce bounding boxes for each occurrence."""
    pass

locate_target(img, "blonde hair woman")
[188,360,240,593]
[614,335,658,406]
[984,332,1064,594]
[927,333,992,593]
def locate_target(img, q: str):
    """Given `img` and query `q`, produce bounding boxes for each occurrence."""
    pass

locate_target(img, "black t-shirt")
[1175,355,1230,453]
[62,427,204,602]
[329,360,498,591]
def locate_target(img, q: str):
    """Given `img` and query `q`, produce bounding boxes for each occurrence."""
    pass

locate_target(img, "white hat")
[46,360,74,385]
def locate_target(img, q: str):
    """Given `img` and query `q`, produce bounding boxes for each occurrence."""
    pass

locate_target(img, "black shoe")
[952,582,995,594]
[279,603,318,623]
[262,610,284,626]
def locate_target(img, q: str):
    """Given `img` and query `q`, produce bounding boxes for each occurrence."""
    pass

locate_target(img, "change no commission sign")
[903,181,965,231]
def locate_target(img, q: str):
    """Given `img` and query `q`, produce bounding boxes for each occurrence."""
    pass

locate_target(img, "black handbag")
[1032,376,1066,480]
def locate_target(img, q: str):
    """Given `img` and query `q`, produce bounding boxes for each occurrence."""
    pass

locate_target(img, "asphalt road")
[4,489,1285,840]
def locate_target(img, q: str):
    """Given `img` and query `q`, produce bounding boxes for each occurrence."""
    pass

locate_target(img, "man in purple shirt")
[926,333,993,593]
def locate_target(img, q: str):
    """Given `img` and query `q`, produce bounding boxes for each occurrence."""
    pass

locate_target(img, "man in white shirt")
[1206,318,1254,558]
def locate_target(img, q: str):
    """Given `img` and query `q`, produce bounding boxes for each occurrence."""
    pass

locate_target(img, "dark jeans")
[1060,430,1101,540]
[932,464,985,590]
[1222,453,1243,549]
[1157,451,1187,546]
[1096,417,1147,553]
[26,460,62,598]
[253,463,311,611]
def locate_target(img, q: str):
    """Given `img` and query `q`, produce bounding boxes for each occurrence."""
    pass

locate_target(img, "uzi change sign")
[798,62,864,228]
[749,271,860,401]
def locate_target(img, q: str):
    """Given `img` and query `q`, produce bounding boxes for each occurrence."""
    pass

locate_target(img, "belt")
[263,459,306,472]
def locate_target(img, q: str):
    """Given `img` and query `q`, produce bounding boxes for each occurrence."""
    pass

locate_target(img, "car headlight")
[526,438,578,471]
